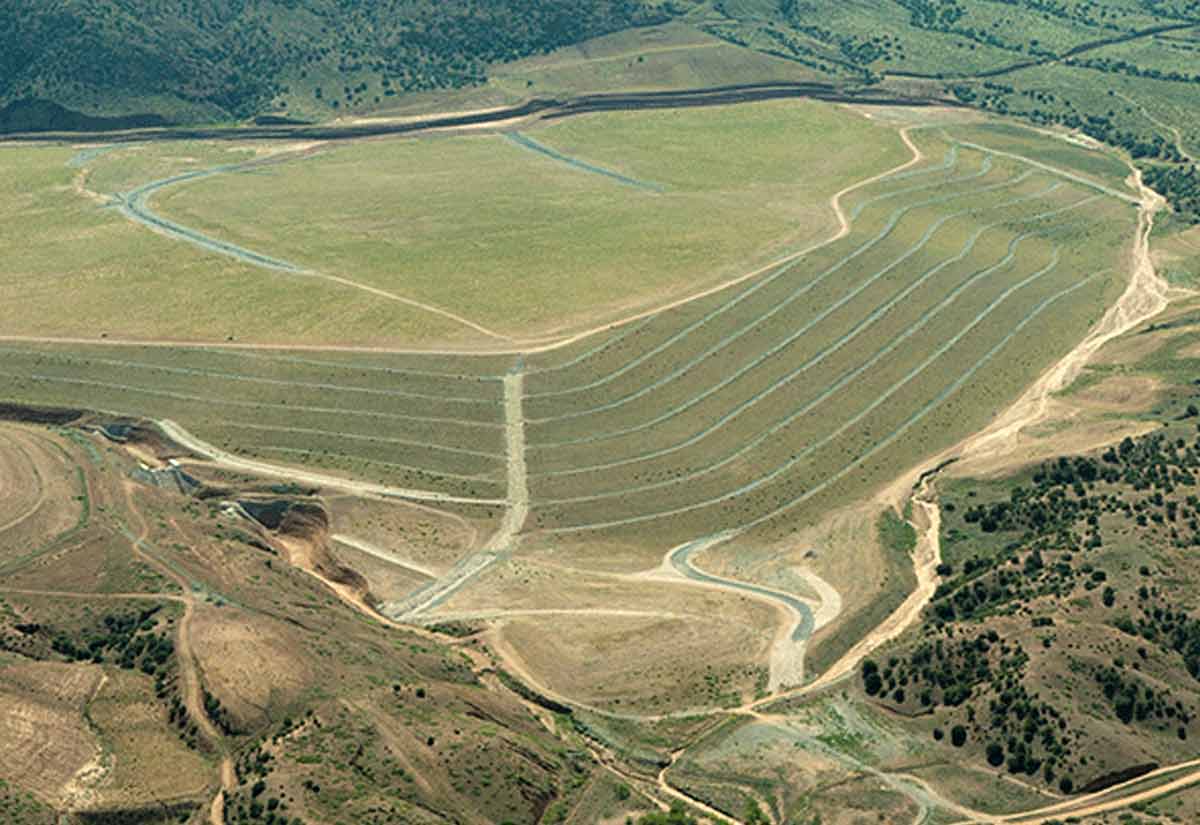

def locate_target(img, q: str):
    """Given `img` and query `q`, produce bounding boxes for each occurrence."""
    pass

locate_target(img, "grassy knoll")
[8,0,1200,228]
[0,101,1154,752]
[154,100,909,337]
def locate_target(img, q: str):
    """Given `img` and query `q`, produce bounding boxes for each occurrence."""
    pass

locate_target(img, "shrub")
[951,725,967,747]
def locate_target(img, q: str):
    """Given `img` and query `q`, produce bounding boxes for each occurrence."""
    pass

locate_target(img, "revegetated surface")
[2,21,1200,825]
[152,101,901,338]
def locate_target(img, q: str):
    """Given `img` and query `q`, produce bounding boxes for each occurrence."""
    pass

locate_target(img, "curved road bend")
[669,536,816,642]
[119,168,306,272]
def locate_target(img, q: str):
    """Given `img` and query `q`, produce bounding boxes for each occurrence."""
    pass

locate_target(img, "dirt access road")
[952,166,1168,473]
[387,367,529,619]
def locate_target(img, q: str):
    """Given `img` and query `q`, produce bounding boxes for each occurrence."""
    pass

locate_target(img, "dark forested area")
[0,0,669,124]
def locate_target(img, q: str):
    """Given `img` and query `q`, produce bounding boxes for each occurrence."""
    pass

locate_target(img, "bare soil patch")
[0,667,100,806]
[1068,374,1164,413]
[189,606,312,731]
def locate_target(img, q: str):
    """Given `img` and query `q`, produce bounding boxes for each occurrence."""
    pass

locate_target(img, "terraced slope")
[521,127,1136,548]
[0,110,1143,719]
[0,345,512,499]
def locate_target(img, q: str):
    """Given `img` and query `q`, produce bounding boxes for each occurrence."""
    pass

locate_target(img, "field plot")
[0,144,471,347]
[152,100,909,337]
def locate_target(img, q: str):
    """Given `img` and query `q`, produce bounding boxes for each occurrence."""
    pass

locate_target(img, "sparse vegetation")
[3,3,1199,820]
[865,388,1200,792]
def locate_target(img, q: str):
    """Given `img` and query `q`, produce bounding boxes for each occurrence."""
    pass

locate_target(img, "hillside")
[849,299,1200,805]
[5,3,1200,824]
[0,416,632,825]
[0,0,670,126]
[4,1,1199,220]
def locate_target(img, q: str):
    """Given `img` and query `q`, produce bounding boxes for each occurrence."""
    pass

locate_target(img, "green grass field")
[0,145,470,346]
[150,100,908,338]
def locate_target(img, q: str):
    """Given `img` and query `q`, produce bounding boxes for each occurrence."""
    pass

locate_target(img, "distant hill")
[0,0,672,127]
[3,0,1198,219]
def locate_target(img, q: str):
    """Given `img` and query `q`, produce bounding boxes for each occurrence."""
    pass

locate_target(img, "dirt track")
[945,758,1200,824]
[120,482,224,746]
[656,750,741,825]
[112,477,235,823]
[209,757,234,825]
